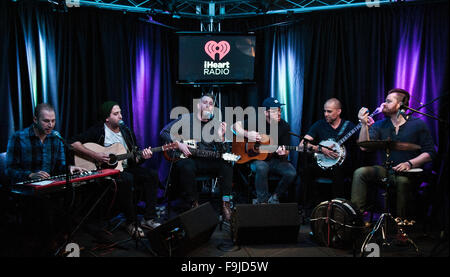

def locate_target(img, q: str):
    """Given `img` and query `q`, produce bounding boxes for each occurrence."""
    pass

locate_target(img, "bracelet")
[407,160,413,168]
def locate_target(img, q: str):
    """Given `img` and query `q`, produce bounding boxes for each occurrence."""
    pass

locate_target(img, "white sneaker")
[141,218,161,229]
[268,194,280,204]
[127,223,145,238]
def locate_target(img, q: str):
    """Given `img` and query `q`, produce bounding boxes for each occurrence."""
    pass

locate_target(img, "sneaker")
[141,218,161,230]
[127,223,145,238]
[191,200,199,209]
[268,194,280,204]
[252,198,267,204]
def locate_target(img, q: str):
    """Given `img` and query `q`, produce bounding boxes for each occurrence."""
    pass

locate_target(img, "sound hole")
[108,154,118,166]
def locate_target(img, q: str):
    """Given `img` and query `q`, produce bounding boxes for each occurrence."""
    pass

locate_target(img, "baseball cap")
[262,97,285,109]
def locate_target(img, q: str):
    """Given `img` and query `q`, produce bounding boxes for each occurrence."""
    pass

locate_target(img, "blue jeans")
[250,159,297,203]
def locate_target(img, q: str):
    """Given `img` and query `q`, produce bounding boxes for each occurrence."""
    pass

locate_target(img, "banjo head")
[314,140,346,170]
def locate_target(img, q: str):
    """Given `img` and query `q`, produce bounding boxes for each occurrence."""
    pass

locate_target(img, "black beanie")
[99,101,119,121]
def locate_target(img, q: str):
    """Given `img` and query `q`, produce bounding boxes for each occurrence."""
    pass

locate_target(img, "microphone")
[397,104,408,120]
[202,111,214,120]
[118,120,127,127]
[53,131,74,151]
[119,120,133,132]
[53,130,64,141]
[118,120,136,148]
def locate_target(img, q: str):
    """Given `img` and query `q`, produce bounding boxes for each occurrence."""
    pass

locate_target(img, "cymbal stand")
[360,146,419,256]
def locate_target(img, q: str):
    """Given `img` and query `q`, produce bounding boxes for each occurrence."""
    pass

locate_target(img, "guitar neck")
[283,145,302,151]
[337,123,362,145]
[115,145,167,161]
[259,145,303,152]
[190,148,221,159]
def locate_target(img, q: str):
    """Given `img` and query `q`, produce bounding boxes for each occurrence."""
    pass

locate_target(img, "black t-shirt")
[369,117,436,167]
[306,119,356,145]
[242,115,291,159]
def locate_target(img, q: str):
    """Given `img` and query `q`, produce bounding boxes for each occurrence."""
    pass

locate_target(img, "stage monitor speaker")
[147,202,219,256]
[232,203,300,244]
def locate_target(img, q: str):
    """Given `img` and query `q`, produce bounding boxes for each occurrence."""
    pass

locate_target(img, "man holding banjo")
[300,98,357,205]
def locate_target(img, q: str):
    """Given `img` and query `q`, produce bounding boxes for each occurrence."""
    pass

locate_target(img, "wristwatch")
[318,145,322,153]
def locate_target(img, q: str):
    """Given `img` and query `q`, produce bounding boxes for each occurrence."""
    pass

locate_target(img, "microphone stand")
[403,96,449,126]
[53,132,76,256]
[54,132,116,256]
[289,132,337,153]
[117,121,157,255]
[404,105,448,125]
[53,133,75,208]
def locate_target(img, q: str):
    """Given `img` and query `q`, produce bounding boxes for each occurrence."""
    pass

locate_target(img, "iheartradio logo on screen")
[203,40,231,76]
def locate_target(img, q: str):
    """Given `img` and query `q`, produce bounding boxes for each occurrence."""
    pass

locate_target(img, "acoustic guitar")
[232,134,307,164]
[74,142,178,171]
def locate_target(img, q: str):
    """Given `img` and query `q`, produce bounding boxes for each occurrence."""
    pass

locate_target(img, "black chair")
[0,152,23,226]
[234,163,283,203]
[0,152,12,211]
[0,152,8,205]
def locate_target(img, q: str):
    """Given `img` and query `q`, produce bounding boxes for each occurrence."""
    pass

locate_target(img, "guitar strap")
[337,120,349,140]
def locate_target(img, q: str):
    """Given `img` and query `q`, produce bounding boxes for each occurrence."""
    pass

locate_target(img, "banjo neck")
[337,107,382,146]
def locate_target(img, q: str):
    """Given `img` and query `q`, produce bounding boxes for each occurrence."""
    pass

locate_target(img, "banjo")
[315,106,383,170]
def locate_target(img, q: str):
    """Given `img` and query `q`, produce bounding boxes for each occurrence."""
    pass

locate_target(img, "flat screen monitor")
[177,33,256,84]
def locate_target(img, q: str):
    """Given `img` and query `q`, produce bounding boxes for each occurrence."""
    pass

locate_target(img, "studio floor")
[3,203,446,259]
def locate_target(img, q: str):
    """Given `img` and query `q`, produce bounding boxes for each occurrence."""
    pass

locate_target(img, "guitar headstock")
[222,153,241,162]
[184,140,197,149]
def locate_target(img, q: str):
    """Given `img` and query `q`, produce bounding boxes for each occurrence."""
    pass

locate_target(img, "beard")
[382,107,396,117]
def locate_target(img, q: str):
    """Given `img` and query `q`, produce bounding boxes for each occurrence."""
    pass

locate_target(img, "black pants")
[115,166,159,222]
[173,158,233,203]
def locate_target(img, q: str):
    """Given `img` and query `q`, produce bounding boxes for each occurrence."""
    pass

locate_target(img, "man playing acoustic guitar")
[70,101,161,238]
[232,97,297,204]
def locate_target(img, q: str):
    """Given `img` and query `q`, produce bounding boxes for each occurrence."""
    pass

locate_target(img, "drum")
[395,168,424,177]
[310,198,365,249]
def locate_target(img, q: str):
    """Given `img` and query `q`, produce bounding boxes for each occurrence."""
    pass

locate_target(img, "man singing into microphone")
[160,94,234,221]
[351,88,436,221]
[5,103,85,255]
[70,101,161,238]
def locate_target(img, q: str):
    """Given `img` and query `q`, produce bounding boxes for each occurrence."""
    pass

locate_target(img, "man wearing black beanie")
[70,101,161,238]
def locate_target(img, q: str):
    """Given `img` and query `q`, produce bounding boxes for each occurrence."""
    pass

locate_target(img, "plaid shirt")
[6,125,66,183]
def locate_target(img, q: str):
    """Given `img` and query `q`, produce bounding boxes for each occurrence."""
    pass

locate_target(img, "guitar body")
[232,135,272,164]
[74,142,127,171]
[163,140,196,162]
[314,139,346,170]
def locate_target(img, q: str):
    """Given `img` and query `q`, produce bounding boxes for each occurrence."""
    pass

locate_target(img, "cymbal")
[357,140,421,151]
